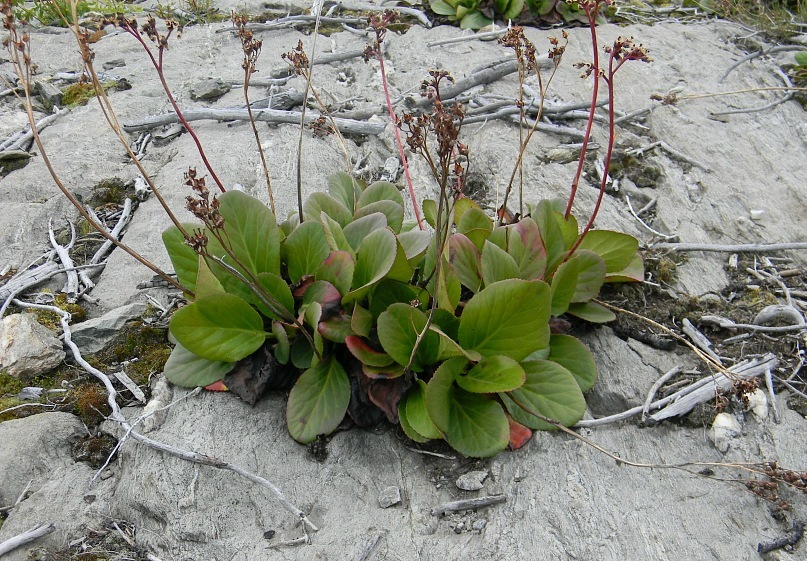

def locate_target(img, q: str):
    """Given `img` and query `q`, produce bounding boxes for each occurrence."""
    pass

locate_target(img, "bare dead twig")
[0,522,55,556]
[122,108,385,135]
[649,242,807,253]
[431,495,507,516]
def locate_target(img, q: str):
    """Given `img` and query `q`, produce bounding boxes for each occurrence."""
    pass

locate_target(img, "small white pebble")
[745,389,768,421]
[709,412,742,453]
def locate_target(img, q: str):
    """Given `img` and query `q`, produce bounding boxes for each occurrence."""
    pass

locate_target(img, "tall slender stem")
[125,22,226,194]
[564,1,601,219]
[567,49,618,258]
[377,52,425,230]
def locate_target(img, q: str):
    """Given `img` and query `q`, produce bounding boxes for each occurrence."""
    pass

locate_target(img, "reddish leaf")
[367,375,411,423]
[346,335,395,367]
[507,416,533,450]
[292,276,315,298]
[204,380,229,392]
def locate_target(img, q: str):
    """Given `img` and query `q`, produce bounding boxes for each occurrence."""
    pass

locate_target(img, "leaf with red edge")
[507,416,533,450]
[317,311,354,343]
[346,335,396,367]
[204,380,229,392]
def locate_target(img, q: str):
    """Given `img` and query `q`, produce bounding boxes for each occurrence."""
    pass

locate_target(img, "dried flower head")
[363,10,397,62]
[499,26,537,72]
[233,12,261,75]
[282,40,309,77]
[606,36,652,64]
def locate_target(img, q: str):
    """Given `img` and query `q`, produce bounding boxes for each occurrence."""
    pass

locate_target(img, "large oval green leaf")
[357,180,404,208]
[162,224,201,293]
[481,240,520,287]
[550,257,579,317]
[328,172,363,214]
[316,251,355,296]
[458,207,493,251]
[218,190,280,276]
[425,358,509,457]
[254,272,295,320]
[345,228,397,302]
[304,192,352,227]
[162,341,234,387]
[569,250,606,303]
[566,301,616,323]
[605,252,644,283]
[345,335,395,367]
[502,359,586,430]
[457,355,525,393]
[549,334,597,392]
[282,221,330,284]
[397,230,432,265]
[169,292,266,362]
[532,201,566,272]
[342,212,387,251]
[459,279,551,361]
[508,217,547,281]
[377,303,440,371]
[449,233,482,293]
[320,212,353,255]
[354,200,404,234]
[398,397,430,443]
[405,380,443,440]
[286,357,350,444]
[576,230,639,273]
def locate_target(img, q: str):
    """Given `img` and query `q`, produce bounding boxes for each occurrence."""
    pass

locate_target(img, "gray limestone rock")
[189,77,230,101]
[378,486,401,508]
[0,313,64,379]
[456,471,488,491]
[0,413,84,508]
[69,303,147,355]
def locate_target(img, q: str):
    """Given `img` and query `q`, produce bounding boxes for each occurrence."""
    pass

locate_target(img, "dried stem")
[1,5,189,296]
[233,13,275,214]
[115,15,226,194]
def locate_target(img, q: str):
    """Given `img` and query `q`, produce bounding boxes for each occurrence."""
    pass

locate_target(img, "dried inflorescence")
[362,10,397,61]
[398,69,468,195]
[499,26,538,73]
[2,1,32,71]
[184,168,223,253]
[606,36,652,65]
[232,13,262,76]
[744,461,807,511]
[282,39,310,77]
[308,115,335,137]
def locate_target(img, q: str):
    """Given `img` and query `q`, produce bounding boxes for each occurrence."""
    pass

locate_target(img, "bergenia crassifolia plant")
[5,1,649,457]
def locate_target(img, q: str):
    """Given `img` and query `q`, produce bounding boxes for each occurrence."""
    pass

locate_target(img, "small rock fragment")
[749,209,765,221]
[70,303,146,355]
[472,519,487,531]
[103,58,125,70]
[708,412,742,453]
[33,79,62,110]
[190,77,230,101]
[0,313,65,379]
[745,389,768,421]
[17,387,44,400]
[456,470,489,491]
[378,485,401,508]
